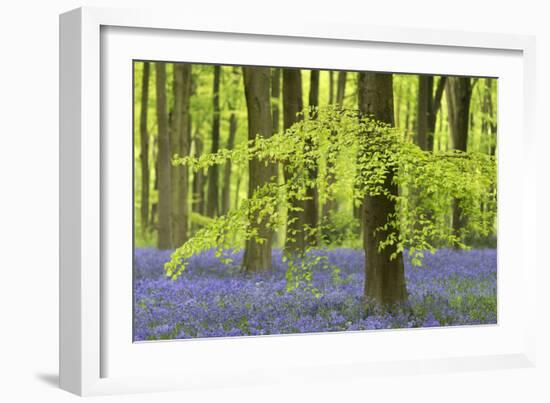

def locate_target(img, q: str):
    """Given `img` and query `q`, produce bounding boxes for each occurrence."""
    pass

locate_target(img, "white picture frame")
[59,6,537,396]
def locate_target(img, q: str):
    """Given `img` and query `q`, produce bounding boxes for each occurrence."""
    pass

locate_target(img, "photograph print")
[133,61,497,341]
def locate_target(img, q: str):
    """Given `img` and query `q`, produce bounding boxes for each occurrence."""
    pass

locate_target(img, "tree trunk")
[446,77,472,237]
[241,66,276,272]
[282,68,306,254]
[170,64,192,247]
[206,65,221,217]
[482,78,497,156]
[271,68,281,134]
[221,113,237,215]
[328,71,334,105]
[322,70,343,220]
[427,76,447,151]
[139,62,150,237]
[416,75,431,151]
[191,131,206,221]
[155,62,172,250]
[358,72,407,307]
[336,71,347,106]
[271,68,281,247]
[304,70,320,244]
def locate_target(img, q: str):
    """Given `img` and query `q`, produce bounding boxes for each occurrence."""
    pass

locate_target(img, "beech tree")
[170,64,192,247]
[221,68,240,216]
[282,68,306,253]
[241,66,276,272]
[206,65,221,217]
[139,62,150,237]
[358,72,408,305]
[446,77,472,236]
[155,62,172,249]
[416,76,447,151]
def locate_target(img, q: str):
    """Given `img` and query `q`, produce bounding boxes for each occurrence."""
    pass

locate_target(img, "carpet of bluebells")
[133,248,497,341]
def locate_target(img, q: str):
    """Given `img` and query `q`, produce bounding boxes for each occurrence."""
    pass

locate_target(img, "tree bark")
[191,132,206,219]
[322,70,344,220]
[221,113,237,215]
[304,70,320,244]
[482,78,497,156]
[139,62,150,237]
[416,75,431,150]
[336,71,347,106]
[271,68,281,134]
[328,71,334,105]
[358,72,407,307]
[206,65,221,217]
[241,66,276,272]
[446,77,472,237]
[282,68,306,254]
[170,64,192,247]
[155,62,172,250]
[220,68,241,216]
[429,77,447,140]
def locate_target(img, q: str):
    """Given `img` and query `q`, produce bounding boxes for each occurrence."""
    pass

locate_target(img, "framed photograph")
[60,6,537,396]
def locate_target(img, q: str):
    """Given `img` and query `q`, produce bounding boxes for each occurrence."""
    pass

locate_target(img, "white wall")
[1,1,548,402]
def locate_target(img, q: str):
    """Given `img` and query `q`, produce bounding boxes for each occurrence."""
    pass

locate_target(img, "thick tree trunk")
[446,77,472,237]
[139,62,150,237]
[282,68,306,253]
[206,65,221,217]
[241,67,276,272]
[155,63,172,250]
[358,72,407,307]
[170,64,192,247]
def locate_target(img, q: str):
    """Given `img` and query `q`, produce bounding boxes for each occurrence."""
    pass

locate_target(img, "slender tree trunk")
[139,62,150,237]
[323,70,345,221]
[309,70,320,114]
[336,71,347,106]
[170,64,192,247]
[191,131,206,219]
[303,70,320,245]
[427,76,447,151]
[241,66,276,272]
[352,72,362,224]
[155,62,172,249]
[358,72,407,307]
[206,65,221,217]
[282,68,306,253]
[416,75,432,151]
[272,68,281,134]
[151,137,158,227]
[446,77,472,237]
[221,67,241,216]
[221,113,237,215]
[271,68,281,246]
[328,71,334,105]
[482,78,497,156]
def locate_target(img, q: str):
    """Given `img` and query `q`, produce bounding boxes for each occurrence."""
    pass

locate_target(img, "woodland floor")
[133,248,497,341]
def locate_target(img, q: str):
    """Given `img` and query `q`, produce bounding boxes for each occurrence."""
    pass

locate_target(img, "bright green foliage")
[165,106,496,283]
